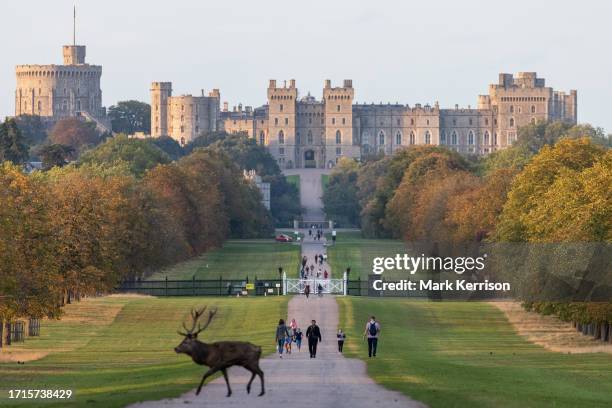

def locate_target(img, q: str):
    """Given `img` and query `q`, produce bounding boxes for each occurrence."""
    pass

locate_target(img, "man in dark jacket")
[306,319,322,358]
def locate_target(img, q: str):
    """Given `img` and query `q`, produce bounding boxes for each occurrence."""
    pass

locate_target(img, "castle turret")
[151,82,172,137]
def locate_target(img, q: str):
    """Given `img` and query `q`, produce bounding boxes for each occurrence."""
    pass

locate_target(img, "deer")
[174,307,265,397]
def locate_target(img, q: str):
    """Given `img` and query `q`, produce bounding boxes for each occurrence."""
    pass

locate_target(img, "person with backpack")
[337,329,346,352]
[276,319,290,358]
[306,320,322,358]
[363,315,381,357]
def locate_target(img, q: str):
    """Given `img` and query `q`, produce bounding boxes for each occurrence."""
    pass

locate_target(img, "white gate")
[284,277,346,295]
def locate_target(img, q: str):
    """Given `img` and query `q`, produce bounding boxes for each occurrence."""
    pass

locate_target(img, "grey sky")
[2,0,611,132]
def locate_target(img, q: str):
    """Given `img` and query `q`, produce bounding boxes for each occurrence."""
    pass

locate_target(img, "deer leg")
[221,368,232,397]
[196,367,219,396]
[256,367,265,396]
[246,369,256,394]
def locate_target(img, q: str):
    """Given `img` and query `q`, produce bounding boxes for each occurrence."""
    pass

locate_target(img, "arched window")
[425,131,431,145]
[440,132,447,145]
[274,118,278,125]
[509,118,515,127]
[278,130,285,145]
[259,131,265,145]
[336,130,342,144]
[409,131,415,145]
[451,131,458,145]
[379,131,385,145]
[531,105,536,114]
[396,131,402,145]
[280,104,284,112]
[484,131,490,145]
[509,105,514,113]
[468,131,474,145]
[307,130,313,144]
[493,132,498,146]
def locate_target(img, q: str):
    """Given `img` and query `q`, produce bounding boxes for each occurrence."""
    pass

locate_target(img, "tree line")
[0,117,303,322]
[323,121,611,331]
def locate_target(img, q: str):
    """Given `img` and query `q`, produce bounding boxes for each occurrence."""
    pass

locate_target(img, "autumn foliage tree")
[49,118,100,151]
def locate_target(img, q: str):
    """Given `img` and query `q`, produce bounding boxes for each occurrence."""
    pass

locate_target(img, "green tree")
[0,118,29,164]
[149,136,184,160]
[80,134,170,177]
[15,114,48,146]
[39,144,75,170]
[323,158,361,226]
[108,100,151,134]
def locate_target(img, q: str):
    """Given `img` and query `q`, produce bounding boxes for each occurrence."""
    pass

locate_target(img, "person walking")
[306,320,322,358]
[317,283,324,297]
[363,315,381,357]
[290,318,298,332]
[324,270,328,279]
[337,329,346,353]
[276,319,290,358]
[294,328,303,351]
[285,327,293,354]
[304,284,310,299]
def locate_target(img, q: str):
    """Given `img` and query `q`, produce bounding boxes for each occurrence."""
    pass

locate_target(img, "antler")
[178,307,216,336]
[193,308,217,335]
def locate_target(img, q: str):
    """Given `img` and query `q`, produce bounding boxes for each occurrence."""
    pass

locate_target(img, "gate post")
[282,271,287,295]
[343,271,347,296]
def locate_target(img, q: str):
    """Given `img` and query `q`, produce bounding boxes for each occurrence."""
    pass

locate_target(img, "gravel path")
[283,168,330,221]
[129,295,424,408]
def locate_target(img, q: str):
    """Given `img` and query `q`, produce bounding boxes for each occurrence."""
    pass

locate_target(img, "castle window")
[485,118,489,126]
[336,147,342,155]
[181,105,184,111]
[285,118,288,125]
[409,131,415,145]
[180,126,184,133]
[411,118,415,125]
[484,131,490,145]
[509,118,515,127]
[278,130,285,145]
[259,131,265,145]
[296,132,301,145]
[494,118,498,125]
[275,118,279,125]
[280,104,284,112]
[279,147,285,155]
[440,132,447,145]
[453,118,457,125]
[337,105,340,112]
[332,118,336,125]
[181,115,184,122]
[396,131,402,145]
[307,131,313,144]
[397,119,401,126]
[379,131,385,145]
[195,126,199,133]
[425,131,431,145]
[427,119,430,126]
[493,132,498,145]
[468,131,474,145]
[309,118,312,124]
[531,105,536,113]
[509,105,514,113]
[469,118,473,125]
[336,130,342,144]
[451,131,458,145]
[342,118,346,125]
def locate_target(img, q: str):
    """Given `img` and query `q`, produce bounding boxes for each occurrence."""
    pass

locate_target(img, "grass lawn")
[148,239,301,280]
[0,295,288,407]
[326,231,408,279]
[337,297,612,408]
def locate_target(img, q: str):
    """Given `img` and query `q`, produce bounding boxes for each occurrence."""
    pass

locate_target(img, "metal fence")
[118,278,284,297]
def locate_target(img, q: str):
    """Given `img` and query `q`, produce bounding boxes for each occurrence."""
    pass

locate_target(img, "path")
[284,168,330,221]
[129,295,423,408]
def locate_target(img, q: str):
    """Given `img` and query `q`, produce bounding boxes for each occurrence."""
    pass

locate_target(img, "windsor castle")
[15,41,577,169]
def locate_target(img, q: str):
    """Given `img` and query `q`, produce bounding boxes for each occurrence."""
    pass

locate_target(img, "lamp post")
[278,267,283,296]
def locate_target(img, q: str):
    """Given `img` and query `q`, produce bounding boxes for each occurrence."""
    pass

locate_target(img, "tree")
[49,118,99,150]
[39,144,75,170]
[323,158,361,226]
[15,114,48,146]
[79,134,170,177]
[108,100,151,134]
[149,136,184,160]
[0,118,29,164]
[496,138,607,242]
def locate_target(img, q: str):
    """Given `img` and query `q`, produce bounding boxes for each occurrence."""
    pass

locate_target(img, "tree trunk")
[5,322,11,346]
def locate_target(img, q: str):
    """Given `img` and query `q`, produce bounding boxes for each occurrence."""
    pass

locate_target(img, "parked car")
[275,234,293,242]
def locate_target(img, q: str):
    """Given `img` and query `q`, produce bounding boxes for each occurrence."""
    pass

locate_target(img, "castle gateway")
[152,72,577,169]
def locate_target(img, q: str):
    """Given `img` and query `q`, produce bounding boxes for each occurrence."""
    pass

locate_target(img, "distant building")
[152,72,576,169]
[244,170,270,210]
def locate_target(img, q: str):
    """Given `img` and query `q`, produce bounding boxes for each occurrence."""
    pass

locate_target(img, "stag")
[175,307,265,397]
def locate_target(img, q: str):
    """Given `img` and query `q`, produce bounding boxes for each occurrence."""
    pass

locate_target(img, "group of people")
[308,227,324,241]
[275,316,381,359]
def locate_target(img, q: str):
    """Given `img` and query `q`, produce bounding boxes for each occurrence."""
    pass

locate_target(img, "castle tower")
[323,79,355,167]
[151,82,172,137]
[267,79,297,169]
